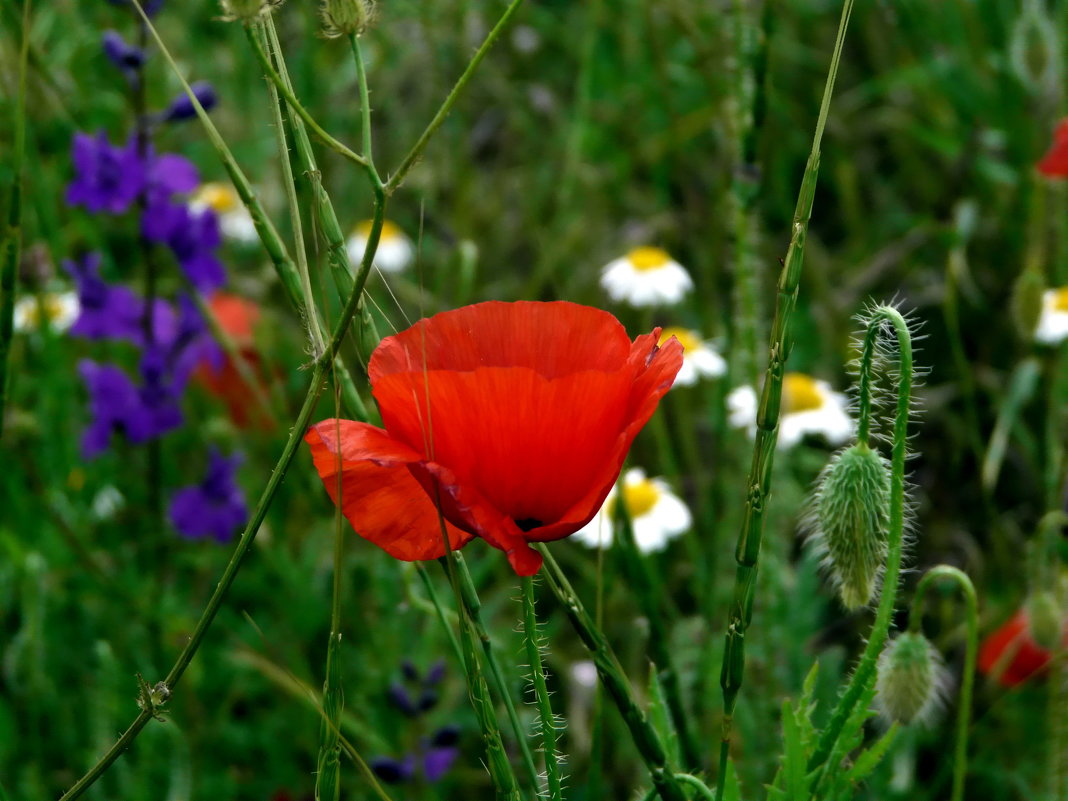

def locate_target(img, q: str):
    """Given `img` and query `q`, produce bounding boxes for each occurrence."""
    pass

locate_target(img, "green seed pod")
[1010,266,1045,341]
[813,442,892,610]
[1026,591,1062,651]
[876,632,948,725]
[320,0,376,37]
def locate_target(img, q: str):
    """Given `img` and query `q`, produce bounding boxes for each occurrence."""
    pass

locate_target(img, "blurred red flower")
[1038,119,1068,177]
[305,300,683,575]
[196,292,272,429]
[978,610,1055,687]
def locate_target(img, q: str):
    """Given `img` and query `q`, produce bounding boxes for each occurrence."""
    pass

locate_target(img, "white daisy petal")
[727,373,853,449]
[191,183,258,245]
[1036,288,1068,345]
[600,247,693,308]
[346,219,414,274]
[571,467,690,554]
[658,328,727,387]
[14,291,80,334]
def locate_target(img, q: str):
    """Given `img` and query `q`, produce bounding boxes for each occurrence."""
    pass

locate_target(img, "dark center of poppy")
[514,517,543,532]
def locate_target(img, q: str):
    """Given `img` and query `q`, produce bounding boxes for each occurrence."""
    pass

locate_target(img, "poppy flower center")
[609,478,661,520]
[1053,287,1068,312]
[658,327,699,352]
[197,183,238,213]
[782,373,825,414]
[627,246,672,272]
[356,219,402,241]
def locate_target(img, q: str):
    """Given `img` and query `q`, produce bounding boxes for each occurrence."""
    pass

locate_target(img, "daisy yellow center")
[196,183,239,213]
[782,372,825,414]
[1054,287,1068,312]
[609,478,661,520]
[355,219,402,241]
[23,295,68,326]
[658,327,700,352]
[627,246,672,272]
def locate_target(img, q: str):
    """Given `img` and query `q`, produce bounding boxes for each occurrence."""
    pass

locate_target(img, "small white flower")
[346,219,413,274]
[572,467,692,553]
[191,182,258,244]
[569,660,598,690]
[659,327,726,386]
[1035,287,1068,345]
[600,246,693,307]
[13,291,79,333]
[91,486,126,521]
[727,372,853,449]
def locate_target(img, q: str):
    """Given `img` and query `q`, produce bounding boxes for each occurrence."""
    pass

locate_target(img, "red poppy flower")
[304,301,683,575]
[978,610,1054,687]
[1038,119,1068,177]
[195,292,272,429]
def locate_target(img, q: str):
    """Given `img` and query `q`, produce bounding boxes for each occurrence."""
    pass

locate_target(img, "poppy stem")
[907,565,978,801]
[807,305,914,775]
[535,545,687,801]
[0,0,30,440]
[520,575,565,801]
[713,0,854,795]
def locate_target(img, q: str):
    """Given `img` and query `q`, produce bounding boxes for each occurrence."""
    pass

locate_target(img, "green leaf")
[647,664,681,767]
[782,699,812,801]
[848,724,899,784]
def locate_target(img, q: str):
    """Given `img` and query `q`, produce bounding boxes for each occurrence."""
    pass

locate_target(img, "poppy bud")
[1010,266,1045,340]
[320,0,375,38]
[1026,591,1062,651]
[811,442,892,610]
[875,632,949,725]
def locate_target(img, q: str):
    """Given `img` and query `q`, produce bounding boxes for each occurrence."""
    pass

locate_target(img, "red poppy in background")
[196,292,272,429]
[978,610,1054,687]
[1038,119,1068,177]
[305,300,683,575]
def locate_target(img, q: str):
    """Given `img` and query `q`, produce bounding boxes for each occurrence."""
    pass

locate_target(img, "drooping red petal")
[209,292,261,345]
[305,420,473,561]
[1038,119,1068,177]
[978,611,1052,687]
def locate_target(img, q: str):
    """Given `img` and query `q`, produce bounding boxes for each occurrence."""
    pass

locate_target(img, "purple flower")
[169,449,247,542]
[79,358,183,459]
[370,756,416,786]
[146,151,199,200]
[143,201,225,293]
[102,30,144,74]
[387,683,418,717]
[422,746,459,783]
[66,132,145,214]
[169,294,224,385]
[65,253,145,341]
[163,81,218,123]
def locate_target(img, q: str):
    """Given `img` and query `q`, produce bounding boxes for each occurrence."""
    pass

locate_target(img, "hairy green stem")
[908,565,977,801]
[808,305,914,773]
[536,545,686,801]
[520,575,564,801]
[714,1,854,794]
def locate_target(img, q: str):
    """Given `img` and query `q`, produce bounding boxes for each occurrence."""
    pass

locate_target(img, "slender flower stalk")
[0,0,31,438]
[908,565,978,801]
[807,305,915,774]
[536,544,687,801]
[714,1,854,794]
[520,575,564,801]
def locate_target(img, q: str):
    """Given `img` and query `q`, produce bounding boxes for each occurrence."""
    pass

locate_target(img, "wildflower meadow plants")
[3,1,1068,800]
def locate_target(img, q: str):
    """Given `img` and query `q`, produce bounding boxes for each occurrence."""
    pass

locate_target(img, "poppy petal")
[1038,119,1068,177]
[978,611,1052,687]
[305,420,473,560]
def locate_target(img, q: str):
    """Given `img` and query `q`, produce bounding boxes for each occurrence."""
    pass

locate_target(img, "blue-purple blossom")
[102,30,144,74]
[422,744,459,783]
[65,253,179,345]
[370,756,416,786]
[67,132,145,214]
[168,449,247,542]
[387,683,418,717]
[169,294,224,385]
[163,81,218,123]
[143,200,225,293]
[79,359,183,459]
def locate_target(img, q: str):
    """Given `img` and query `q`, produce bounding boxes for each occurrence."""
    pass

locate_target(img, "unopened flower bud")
[813,442,892,610]
[876,632,949,725]
[163,81,218,123]
[320,0,375,37]
[1026,591,1062,651]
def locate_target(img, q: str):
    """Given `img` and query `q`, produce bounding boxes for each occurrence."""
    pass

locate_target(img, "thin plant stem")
[520,575,564,801]
[807,305,914,774]
[415,563,464,666]
[536,544,687,801]
[0,0,31,438]
[385,0,526,194]
[714,1,854,794]
[640,773,717,801]
[908,565,978,801]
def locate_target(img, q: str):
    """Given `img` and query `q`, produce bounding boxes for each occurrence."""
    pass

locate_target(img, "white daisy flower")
[658,327,726,386]
[571,467,692,553]
[13,291,79,334]
[1035,287,1068,345]
[346,219,414,274]
[191,182,258,245]
[600,246,693,307]
[727,372,853,449]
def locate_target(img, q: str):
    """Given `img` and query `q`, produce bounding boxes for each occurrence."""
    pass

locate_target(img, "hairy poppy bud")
[811,442,892,610]
[876,632,948,725]
[320,0,375,37]
[1026,591,1062,651]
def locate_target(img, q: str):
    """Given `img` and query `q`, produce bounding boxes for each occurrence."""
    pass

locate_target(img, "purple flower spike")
[163,81,218,123]
[147,152,200,199]
[422,747,459,783]
[170,294,224,386]
[66,132,146,214]
[169,449,247,543]
[425,659,446,685]
[416,689,439,713]
[370,756,415,785]
[65,253,145,342]
[102,31,144,73]
[387,682,418,717]
[430,724,461,748]
[144,201,225,293]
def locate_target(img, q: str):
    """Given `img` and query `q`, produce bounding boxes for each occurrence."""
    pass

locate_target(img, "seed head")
[876,632,949,725]
[320,0,376,37]
[811,442,892,610]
